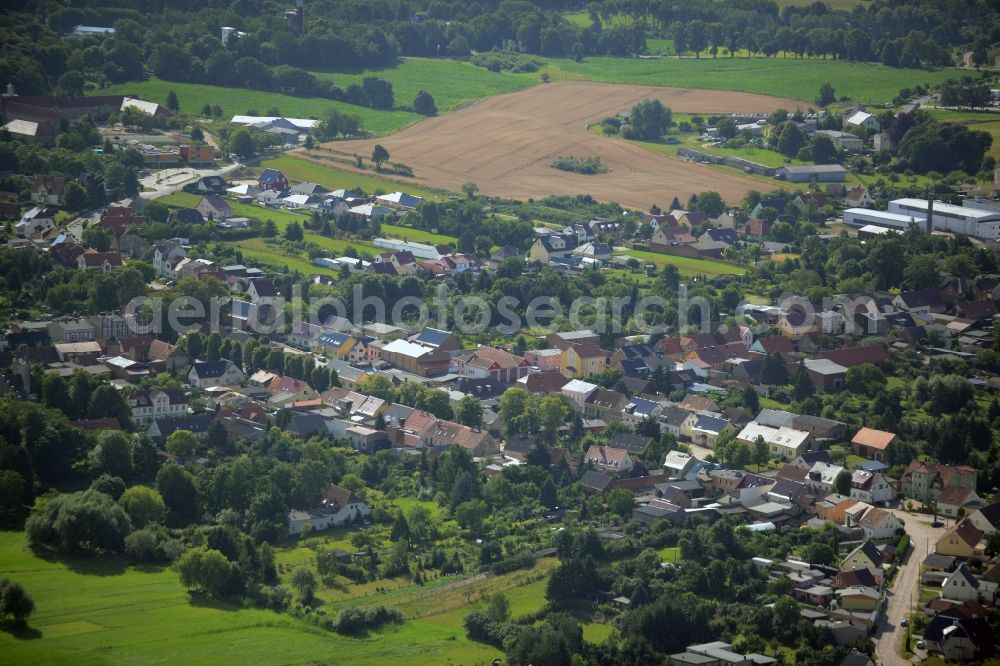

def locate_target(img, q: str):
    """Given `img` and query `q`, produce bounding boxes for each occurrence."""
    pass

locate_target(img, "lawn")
[545,57,960,105]
[94,77,418,136]
[928,109,1000,159]
[380,224,457,246]
[583,622,616,643]
[0,530,502,666]
[261,155,444,201]
[658,546,681,562]
[613,247,746,277]
[311,58,539,115]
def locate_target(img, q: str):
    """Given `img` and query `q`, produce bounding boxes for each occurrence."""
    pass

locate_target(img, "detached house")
[287,483,371,536]
[851,427,897,462]
[936,521,983,559]
[584,445,633,473]
[902,461,978,503]
[941,564,980,603]
[30,175,65,204]
[188,359,244,388]
[196,195,233,221]
[559,343,608,379]
[77,250,123,271]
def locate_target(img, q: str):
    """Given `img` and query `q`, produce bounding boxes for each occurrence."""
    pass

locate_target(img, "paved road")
[874,509,949,665]
[139,161,242,200]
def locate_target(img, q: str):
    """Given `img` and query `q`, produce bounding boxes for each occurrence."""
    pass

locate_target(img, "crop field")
[545,57,960,105]
[0,532,575,666]
[320,81,799,209]
[95,77,418,136]
[929,109,1000,159]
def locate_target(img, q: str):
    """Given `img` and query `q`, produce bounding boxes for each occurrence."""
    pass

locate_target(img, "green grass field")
[95,77,418,135]
[928,109,1000,159]
[658,546,681,562]
[311,58,538,115]
[614,248,746,277]
[0,532,574,665]
[546,57,960,105]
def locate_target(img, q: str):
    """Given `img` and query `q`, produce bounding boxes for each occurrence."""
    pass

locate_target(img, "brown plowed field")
[318,81,800,209]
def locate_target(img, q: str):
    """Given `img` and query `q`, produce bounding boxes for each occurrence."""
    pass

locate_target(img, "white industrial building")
[372,237,442,260]
[888,198,1000,239]
[842,208,922,231]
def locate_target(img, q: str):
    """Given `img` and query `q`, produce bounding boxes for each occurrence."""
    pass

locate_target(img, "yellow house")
[560,343,607,379]
[316,331,360,361]
[935,521,983,559]
[836,586,881,612]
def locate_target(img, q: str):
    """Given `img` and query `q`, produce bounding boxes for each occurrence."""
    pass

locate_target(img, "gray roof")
[413,327,453,348]
[755,408,797,428]
[581,470,611,492]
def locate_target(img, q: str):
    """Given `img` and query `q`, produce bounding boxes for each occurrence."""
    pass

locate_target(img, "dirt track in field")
[314,81,800,209]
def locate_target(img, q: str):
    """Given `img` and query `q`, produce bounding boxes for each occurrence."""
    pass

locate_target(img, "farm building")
[373,237,443,260]
[775,165,846,183]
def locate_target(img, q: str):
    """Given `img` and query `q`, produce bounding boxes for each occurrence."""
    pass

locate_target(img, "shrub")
[551,156,608,175]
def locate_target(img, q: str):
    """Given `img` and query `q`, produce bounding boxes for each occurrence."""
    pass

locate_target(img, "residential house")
[893,290,947,314]
[901,461,978,503]
[922,614,982,662]
[47,318,95,343]
[584,445,633,473]
[836,586,881,612]
[16,206,56,239]
[841,541,884,581]
[936,521,982,559]
[559,343,608,379]
[452,346,530,384]
[856,506,903,540]
[407,411,500,456]
[247,278,277,304]
[968,502,1000,535]
[851,427,897,463]
[528,235,573,263]
[941,564,979,603]
[806,461,846,494]
[30,175,65,204]
[844,186,875,208]
[77,250,123,271]
[518,370,569,396]
[196,195,233,221]
[938,486,983,518]
[850,470,896,506]
[127,388,189,424]
[258,168,289,192]
[188,359,244,388]
[153,241,188,278]
[845,110,880,132]
[681,411,735,448]
[287,483,371,536]
[584,388,628,421]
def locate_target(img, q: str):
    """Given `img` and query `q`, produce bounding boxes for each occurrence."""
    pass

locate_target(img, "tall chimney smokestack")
[926,187,933,235]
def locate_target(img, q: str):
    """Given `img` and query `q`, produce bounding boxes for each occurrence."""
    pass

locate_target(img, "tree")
[291,566,317,604]
[455,499,487,533]
[777,122,806,157]
[605,487,635,518]
[90,431,134,480]
[810,136,838,163]
[166,90,179,113]
[413,90,437,115]
[0,471,28,529]
[538,395,570,444]
[228,128,255,159]
[833,470,852,496]
[904,254,942,290]
[498,388,539,435]
[156,463,199,527]
[0,579,34,627]
[741,384,760,413]
[816,82,835,107]
[117,478,163,524]
[284,222,304,242]
[629,99,672,140]
[462,182,479,199]
[62,181,87,211]
[753,435,769,471]
[793,362,816,401]
[176,546,232,598]
[166,430,198,457]
[358,374,395,402]
[455,395,484,428]
[362,77,394,109]
[25,490,133,556]
[985,531,1000,559]
[760,352,789,385]
[371,144,390,170]
[539,477,558,509]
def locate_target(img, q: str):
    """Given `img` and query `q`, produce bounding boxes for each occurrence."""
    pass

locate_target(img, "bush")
[470,51,543,73]
[332,605,403,635]
[125,527,163,562]
[0,579,34,627]
[551,156,608,175]
[490,550,536,575]
[25,490,133,556]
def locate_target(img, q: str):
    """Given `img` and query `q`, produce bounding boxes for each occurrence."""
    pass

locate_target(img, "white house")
[845,110,880,133]
[855,506,903,540]
[188,359,244,388]
[287,484,371,536]
[850,470,896,505]
[153,241,188,278]
[968,502,1000,535]
[127,388,189,424]
[941,564,979,603]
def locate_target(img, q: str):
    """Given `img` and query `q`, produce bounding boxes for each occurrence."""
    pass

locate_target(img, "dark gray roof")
[152,412,215,437]
[192,360,232,378]
[413,327,452,348]
[660,406,689,427]
[611,432,653,454]
[581,470,611,492]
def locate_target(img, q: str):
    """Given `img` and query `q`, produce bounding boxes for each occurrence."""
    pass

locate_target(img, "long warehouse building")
[843,208,922,231]
[888,198,1000,239]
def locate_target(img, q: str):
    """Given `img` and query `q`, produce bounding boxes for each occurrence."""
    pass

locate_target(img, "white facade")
[887,198,1000,239]
[372,237,440,260]
[843,208,921,231]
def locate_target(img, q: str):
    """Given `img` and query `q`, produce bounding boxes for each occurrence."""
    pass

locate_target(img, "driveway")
[874,508,949,665]
[140,161,241,200]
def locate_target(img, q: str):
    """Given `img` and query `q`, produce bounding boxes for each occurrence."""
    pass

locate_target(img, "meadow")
[259,155,445,201]
[0,531,586,666]
[310,57,539,115]
[545,57,959,105]
[613,247,746,277]
[96,77,418,136]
